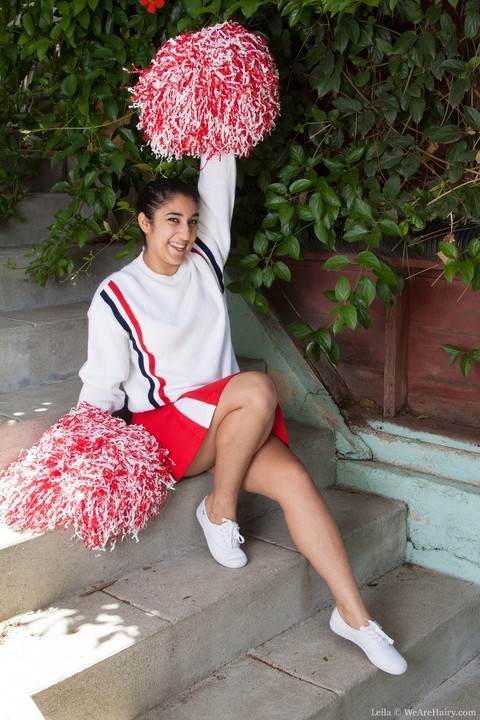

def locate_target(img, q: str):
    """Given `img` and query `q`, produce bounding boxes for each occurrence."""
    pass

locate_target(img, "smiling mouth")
[169,242,188,251]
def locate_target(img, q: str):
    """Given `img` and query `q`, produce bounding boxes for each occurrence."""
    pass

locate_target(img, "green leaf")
[323,255,350,271]
[268,183,288,195]
[326,338,339,365]
[77,226,89,247]
[355,301,371,329]
[460,357,472,377]
[250,267,263,288]
[321,185,342,208]
[416,31,436,63]
[392,31,417,55]
[440,59,468,76]
[358,111,376,136]
[51,181,70,193]
[314,221,332,245]
[312,327,332,351]
[35,38,52,63]
[333,96,363,114]
[305,341,321,362]
[289,321,312,340]
[438,241,459,260]
[356,250,381,271]
[357,276,376,306]
[450,78,470,108]
[375,261,398,285]
[444,262,459,282]
[382,175,401,201]
[110,151,125,174]
[343,225,369,243]
[253,232,268,255]
[227,281,245,294]
[339,303,358,329]
[242,287,256,304]
[458,259,475,283]
[265,193,288,210]
[426,125,463,143]
[332,315,345,335]
[467,238,480,259]
[334,275,351,302]
[289,178,313,193]
[296,205,313,221]
[376,279,393,305]
[346,146,365,164]
[309,192,324,222]
[281,235,301,259]
[441,343,462,363]
[409,96,426,124]
[465,10,480,38]
[273,261,292,282]
[22,13,35,36]
[262,266,276,288]
[378,219,401,237]
[61,75,78,97]
[353,197,373,220]
[240,0,259,18]
[290,143,305,165]
[278,203,295,225]
[103,97,119,122]
[464,106,480,130]
[239,253,260,269]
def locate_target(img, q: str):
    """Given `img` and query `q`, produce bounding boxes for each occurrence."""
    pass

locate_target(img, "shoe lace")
[364,621,394,648]
[220,519,245,548]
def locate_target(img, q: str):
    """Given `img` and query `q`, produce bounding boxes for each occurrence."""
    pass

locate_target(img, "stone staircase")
[1,196,479,720]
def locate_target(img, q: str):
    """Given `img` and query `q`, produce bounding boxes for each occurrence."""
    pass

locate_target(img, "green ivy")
[441,342,480,376]
[1,0,480,368]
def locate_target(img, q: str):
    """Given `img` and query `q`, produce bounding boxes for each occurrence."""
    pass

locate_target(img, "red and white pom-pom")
[129,20,280,160]
[0,402,174,550]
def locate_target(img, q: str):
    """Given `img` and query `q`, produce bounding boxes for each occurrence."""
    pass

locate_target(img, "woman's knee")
[237,371,278,416]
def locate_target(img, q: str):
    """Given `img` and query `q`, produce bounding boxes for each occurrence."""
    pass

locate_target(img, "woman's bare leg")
[240,436,371,629]
[184,372,369,628]
[184,371,277,524]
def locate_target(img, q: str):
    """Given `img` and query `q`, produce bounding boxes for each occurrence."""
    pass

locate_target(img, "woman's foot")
[196,497,247,569]
[329,607,408,675]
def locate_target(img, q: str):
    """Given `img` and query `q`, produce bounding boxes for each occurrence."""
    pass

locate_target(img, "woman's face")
[138,194,199,275]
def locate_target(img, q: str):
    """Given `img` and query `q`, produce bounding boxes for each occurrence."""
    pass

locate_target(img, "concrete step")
[0,303,89,393]
[0,193,70,248]
[0,360,266,470]
[348,416,480,487]
[136,565,480,720]
[0,378,82,469]
[337,460,480,586]
[0,419,337,620]
[0,486,407,719]
[337,413,480,585]
[0,243,130,312]
[404,655,480,719]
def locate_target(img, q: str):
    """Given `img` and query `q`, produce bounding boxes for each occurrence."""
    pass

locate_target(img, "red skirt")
[131,374,289,481]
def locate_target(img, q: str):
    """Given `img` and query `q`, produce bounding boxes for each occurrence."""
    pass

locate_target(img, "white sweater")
[79,153,239,415]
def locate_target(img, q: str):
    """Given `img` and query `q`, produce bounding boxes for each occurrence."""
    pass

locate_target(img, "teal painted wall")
[228,290,480,585]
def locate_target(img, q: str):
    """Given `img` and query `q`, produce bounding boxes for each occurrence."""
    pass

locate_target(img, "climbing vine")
[1,0,480,366]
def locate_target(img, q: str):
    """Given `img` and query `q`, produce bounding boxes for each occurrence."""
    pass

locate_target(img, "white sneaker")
[196,497,247,569]
[329,607,407,675]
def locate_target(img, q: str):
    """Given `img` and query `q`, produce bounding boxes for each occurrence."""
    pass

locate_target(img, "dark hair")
[136,177,199,224]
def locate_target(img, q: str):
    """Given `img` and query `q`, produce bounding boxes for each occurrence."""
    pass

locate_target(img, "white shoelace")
[220,519,245,548]
[363,621,394,648]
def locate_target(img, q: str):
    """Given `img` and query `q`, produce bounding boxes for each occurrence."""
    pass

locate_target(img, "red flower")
[140,0,165,12]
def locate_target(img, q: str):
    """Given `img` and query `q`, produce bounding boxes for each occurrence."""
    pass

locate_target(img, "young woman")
[79,153,407,676]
